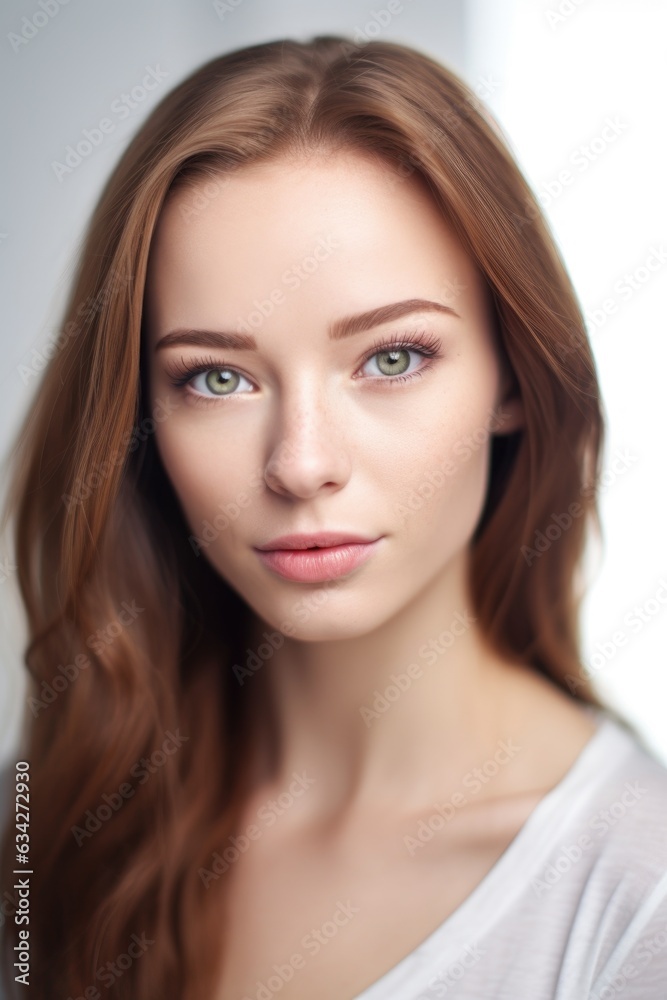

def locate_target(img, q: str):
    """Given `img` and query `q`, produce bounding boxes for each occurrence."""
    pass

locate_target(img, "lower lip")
[255,540,381,583]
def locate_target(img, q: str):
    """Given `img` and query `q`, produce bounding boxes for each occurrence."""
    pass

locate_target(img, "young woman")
[1,35,666,1000]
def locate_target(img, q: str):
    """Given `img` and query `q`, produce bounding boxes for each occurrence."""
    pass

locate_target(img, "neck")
[240,547,524,826]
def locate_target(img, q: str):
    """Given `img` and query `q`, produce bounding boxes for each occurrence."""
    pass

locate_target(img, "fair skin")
[145,150,598,998]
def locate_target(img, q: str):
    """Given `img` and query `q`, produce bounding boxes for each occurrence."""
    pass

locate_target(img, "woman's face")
[145,151,521,640]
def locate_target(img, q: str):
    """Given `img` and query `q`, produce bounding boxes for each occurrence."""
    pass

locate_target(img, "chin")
[231,576,400,644]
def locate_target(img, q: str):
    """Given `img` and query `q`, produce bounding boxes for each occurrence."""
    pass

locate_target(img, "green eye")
[375,349,411,376]
[204,369,241,395]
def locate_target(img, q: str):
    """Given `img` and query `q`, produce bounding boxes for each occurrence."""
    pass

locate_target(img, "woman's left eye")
[359,332,442,384]
[358,346,430,379]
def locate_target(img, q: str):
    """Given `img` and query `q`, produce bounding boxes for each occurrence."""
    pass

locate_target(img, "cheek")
[389,387,500,548]
[397,422,492,539]
[154,421,257,539]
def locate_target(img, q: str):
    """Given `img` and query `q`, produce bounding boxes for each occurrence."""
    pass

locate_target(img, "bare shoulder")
[487,660,601,805]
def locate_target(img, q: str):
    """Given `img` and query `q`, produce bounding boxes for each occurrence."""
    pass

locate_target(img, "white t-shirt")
[352,706,667,999]
[1,707,666,998]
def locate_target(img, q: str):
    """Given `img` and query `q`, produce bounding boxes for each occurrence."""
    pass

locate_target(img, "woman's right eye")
[164,354,257,401]
[188,367,254,398]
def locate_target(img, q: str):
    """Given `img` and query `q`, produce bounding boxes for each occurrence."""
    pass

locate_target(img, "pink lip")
[254,532,383,583]
[256,532,378,551]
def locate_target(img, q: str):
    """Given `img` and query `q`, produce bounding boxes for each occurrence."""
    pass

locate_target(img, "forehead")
[144,150,486,341]
[152,149,447,250]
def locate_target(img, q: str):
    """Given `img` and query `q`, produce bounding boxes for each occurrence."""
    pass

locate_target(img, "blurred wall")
[466,0,667,761]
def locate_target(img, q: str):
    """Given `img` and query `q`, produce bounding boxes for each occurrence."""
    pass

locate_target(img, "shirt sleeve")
[587,868,667,999]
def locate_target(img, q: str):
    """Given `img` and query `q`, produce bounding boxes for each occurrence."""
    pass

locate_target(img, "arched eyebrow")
[330,298,460,340]
[154,298,459,352]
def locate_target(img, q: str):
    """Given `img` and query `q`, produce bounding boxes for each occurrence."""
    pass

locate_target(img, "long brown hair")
[1,35,614,997]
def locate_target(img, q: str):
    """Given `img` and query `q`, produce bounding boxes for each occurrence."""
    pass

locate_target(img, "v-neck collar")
[352,708,635,998]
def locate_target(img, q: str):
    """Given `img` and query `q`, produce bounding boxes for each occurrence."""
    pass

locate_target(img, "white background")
[1,0,665,766]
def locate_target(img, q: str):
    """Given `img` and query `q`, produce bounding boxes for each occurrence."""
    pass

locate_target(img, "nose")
[264,383,351,500]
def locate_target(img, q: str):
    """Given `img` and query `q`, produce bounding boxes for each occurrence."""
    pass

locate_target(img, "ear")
[491,369,525,436]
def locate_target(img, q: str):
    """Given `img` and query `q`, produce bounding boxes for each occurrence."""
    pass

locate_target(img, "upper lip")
[255,532,380,551]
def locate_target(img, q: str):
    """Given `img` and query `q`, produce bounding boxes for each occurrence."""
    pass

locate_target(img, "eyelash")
[163,330,444,405]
